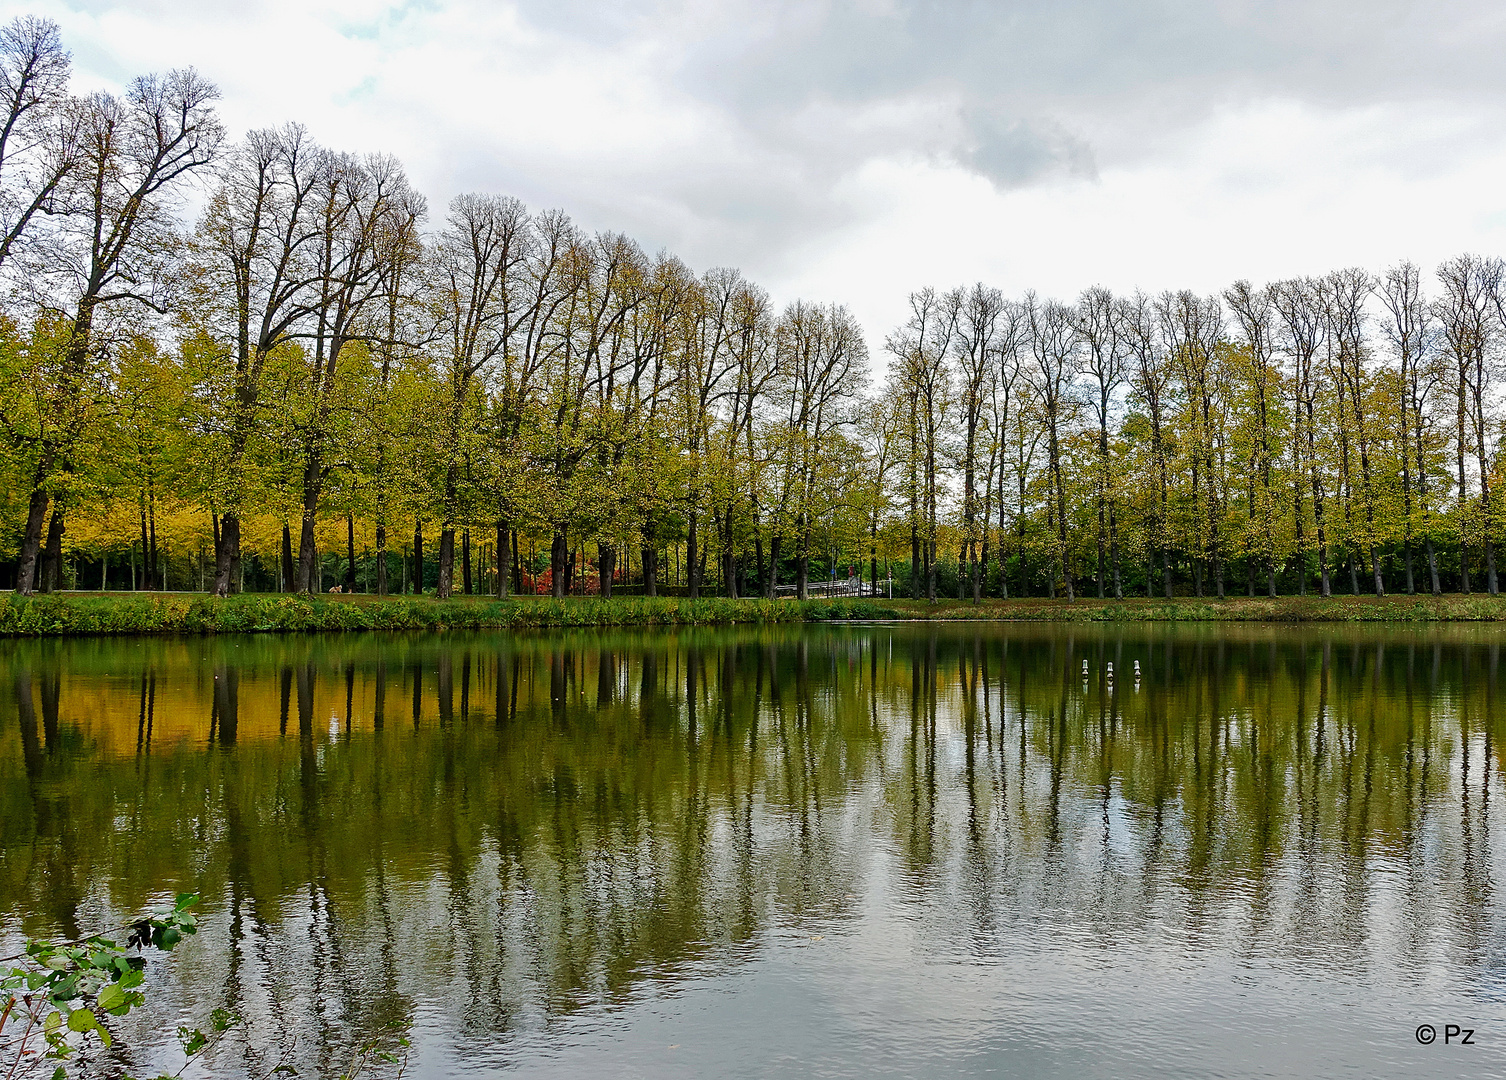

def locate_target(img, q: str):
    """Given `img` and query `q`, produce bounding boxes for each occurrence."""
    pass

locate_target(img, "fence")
[774,578,893,599]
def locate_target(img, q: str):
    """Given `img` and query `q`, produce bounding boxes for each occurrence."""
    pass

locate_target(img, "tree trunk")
[149,498,160,591]
[463,529,473,595]
[281,524,294,593]
[495,522,510,597]
[293,446,323,593]
[642,544,658,597]
[346,514,357,592]
[1096,503,1105,599]
[755,532,766,598]
[1109,500,1122,600]
[376,523,388,596]
[15,481,48,596]
[911,523,921,600]
[687,513,700,599]
[437,528,455,599]
[414,520,424,595]
[1018,515,1029,598]
[38,509,63,593]
[599,541,616,598]
[550,531,567,598]
[139,504,151,593]
[213,511,239,597]
[226,516,242,595]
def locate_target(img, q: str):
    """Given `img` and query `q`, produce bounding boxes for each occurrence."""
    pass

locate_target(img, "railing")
[774,578,892,599]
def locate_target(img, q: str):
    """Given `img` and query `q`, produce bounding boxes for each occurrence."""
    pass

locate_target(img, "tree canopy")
[2,16,1503,603]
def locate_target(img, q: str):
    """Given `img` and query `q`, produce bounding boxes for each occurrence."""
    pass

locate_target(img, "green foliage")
[1,895,202,1076]
[834,595,1506,622]
[6,592,1505,636]
[0,593,817,635]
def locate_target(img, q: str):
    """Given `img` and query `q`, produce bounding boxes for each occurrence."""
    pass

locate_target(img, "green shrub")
[3,592,1505,636]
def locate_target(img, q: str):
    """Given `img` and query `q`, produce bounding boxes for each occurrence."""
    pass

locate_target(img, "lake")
[2,623,1504,1078]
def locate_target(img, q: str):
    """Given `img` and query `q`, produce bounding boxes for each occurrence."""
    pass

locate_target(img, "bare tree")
[429,193,531,598]
[195,125,331,596]
[1121,292,1174,596]
[1024,294,1080,600]
[12,68,221,594]
[1075,285,1125,598]
[709,276,774,598]
[677,266,745,598]
[1321,268,1385,595]
[1225,280,1283,596]
[292,152,421,593]
[0,15,73,274]
[888,289,954,602]
[778,301,866,598]
[1380,261,1441,594]
[988,300,1028,598]
[1435,254,1498,595]
[1273,278,1329,595]
[951,283,1003,601]
[1159,290,1226,596]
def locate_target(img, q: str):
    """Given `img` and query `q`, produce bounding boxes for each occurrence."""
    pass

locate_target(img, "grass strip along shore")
[5,592,1506,636]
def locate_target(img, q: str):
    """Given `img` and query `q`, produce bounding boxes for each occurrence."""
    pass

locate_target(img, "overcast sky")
[12,0,1506,360]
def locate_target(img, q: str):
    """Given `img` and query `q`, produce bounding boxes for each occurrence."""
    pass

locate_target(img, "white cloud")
[9,0,1506,367]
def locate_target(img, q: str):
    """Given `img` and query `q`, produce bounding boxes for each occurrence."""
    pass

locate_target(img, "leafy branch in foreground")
[0,893,200,1078]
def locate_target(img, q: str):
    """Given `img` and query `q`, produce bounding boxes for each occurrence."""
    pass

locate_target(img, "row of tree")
[885,255,1506,601]
[1,16,1503,601]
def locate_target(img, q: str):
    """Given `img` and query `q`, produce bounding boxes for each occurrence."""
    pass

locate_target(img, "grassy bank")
[867,595,1506,622]
[0,592,888,636]
[3,592,1506,636]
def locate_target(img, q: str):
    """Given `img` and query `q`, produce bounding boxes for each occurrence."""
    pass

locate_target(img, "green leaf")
[96,983,125,1012]
[67,1008,98,1033]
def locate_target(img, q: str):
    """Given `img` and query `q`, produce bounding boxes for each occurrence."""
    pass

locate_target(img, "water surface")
[3,624,1505,1078]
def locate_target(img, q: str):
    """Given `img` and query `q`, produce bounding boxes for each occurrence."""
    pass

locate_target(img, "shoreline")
[4,592,1506,636]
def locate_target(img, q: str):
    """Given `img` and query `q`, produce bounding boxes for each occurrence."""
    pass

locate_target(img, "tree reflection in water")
[0,625,1502,1077]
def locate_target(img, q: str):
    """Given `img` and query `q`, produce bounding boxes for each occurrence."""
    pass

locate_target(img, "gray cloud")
[962,110,1097,187]
[516,0,1506,184]
[27,0,1506,326]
